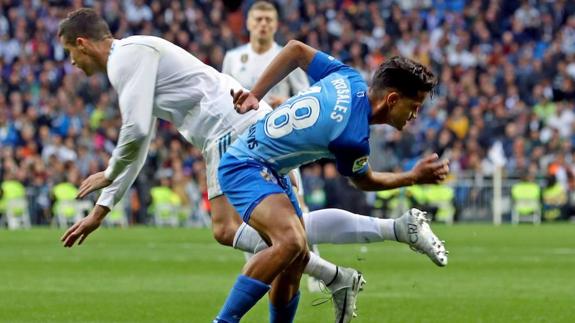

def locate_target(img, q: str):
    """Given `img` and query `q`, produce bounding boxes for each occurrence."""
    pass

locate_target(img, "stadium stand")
[2,0,575,226]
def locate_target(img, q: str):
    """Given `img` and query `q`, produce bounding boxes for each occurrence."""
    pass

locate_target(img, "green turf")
[1,224,574,322]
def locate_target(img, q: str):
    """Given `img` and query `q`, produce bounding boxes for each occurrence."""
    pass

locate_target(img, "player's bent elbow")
[286,39,304,52]
[285,40,306,62]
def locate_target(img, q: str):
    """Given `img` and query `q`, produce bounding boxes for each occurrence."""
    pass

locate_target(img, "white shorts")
[204,129,239,200]
[202,119,254,200]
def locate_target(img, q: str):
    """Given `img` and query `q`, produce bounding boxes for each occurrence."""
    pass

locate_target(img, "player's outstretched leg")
[394,208,448,266]
[302,208,448,266]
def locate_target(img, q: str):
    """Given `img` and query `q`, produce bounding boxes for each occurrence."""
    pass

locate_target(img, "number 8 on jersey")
[264,97,321,139]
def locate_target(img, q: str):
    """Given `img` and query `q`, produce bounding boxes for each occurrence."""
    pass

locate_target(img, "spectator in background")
[302,164,325,211]
[542,174,568,221]
[222,0,309,107]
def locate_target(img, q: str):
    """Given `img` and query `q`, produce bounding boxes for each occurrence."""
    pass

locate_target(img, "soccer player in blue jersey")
[213,40,449,322]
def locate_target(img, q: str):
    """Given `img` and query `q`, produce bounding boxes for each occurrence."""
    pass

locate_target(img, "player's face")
[247,9,278,41]
[59,36,97,76]
[387,91,427,130]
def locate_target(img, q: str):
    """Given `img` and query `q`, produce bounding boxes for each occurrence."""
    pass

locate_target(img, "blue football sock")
[269,291,300,323]
[214,275,270,323]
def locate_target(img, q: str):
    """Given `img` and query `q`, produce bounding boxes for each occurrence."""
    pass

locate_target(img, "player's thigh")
[218,155,305,248]
[248,193,306,243]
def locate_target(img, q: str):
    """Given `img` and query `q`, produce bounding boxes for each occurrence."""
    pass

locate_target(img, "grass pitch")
[1,224,574,322]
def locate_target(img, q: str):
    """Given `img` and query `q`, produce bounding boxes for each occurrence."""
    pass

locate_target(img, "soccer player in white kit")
[222,2,310,108]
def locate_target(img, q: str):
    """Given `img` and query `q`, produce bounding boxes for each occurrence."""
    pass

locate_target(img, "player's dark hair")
[58,8,112,45]
[370,56,437,99]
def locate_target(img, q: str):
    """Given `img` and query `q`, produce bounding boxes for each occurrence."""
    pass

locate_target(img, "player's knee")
[294,233,308,255]
[276,230,307,259]
[210,209,242,246]
[294,238,310,268]
[211,223,235,246]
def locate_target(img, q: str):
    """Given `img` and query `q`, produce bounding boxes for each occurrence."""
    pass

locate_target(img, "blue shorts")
[218,153,302,223]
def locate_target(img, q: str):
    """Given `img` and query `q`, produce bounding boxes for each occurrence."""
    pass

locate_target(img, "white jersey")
[222,42,310,105]
[98,35,270,208]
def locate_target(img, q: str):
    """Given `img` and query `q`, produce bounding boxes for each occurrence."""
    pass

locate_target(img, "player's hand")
[60,206,108,247]
[411,153,450,184]
[77,171,112,199]
[231,89,259,114]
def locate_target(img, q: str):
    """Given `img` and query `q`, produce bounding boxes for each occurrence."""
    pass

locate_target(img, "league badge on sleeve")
[352,156,369,173]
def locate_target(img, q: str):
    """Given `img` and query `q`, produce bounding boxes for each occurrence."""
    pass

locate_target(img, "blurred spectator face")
[323,163,337,179]
[247,3,278,42]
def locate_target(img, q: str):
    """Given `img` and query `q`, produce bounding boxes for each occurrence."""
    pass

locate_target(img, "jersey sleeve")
[333,141,370,177]
[104,44,160,181]
[307,51,353,83]
[97,119,157,209]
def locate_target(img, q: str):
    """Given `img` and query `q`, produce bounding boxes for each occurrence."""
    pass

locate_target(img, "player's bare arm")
[351,154,449,191]
[231,40,317,113]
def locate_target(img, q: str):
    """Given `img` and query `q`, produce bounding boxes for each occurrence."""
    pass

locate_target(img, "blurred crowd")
[2,0,575,224]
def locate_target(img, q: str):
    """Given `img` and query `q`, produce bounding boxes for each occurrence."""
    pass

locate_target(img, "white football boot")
[395,208,448,266]
[328,267,366,323]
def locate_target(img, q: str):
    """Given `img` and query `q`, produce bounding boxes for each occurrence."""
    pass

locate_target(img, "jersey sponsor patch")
[352,156,369,173]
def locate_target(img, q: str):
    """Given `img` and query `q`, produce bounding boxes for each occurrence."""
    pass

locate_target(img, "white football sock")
[304,251,338,287]
[303,208,397,244]
[306,244,323,292]
[232,223,269,253]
